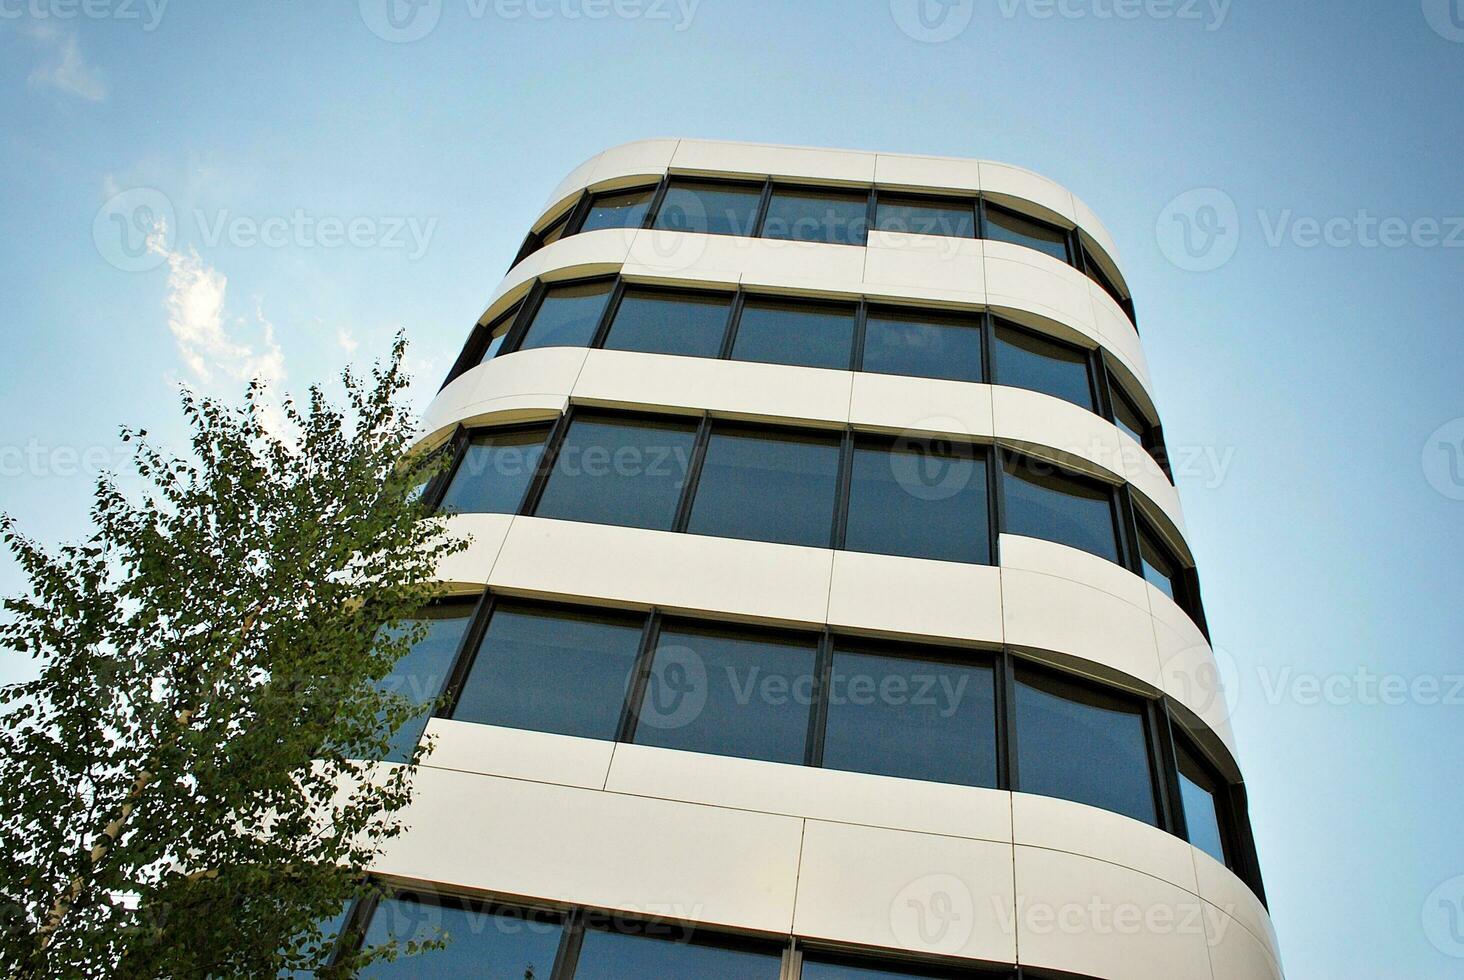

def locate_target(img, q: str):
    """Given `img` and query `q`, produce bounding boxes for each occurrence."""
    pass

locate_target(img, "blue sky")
[2,2,1463,975]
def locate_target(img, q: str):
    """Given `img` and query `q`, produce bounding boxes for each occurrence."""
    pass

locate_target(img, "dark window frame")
[871,189,980,240]
[990,318,1103,414]
[996,449,1133,570]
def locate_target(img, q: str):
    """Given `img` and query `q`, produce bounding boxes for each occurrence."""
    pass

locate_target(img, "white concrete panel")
[735,239,870,295]
[622,229,748,285]
[572,348,852,427]
[493,228,638,322]
[984,243,1096,336]
[1192,849,1280,963]
[1071,193,1127,286]
[873,153,983,193]
[1205,901,1284,980]
[1013,845,1214,980]
[863,232,987,305]
[1001,566,1163,693]
[605,744,1012,844]
[827,552,1003,647]
[587,137,679,190]
[998,534,1150,610]
[978,162,1077,226]
[376,766,804,933]
[671,139,876,185]
[434,513,515,587]
[420,346,584,442]
[422,718,616,791]
[1012,793,1199,895]
[990,385,1127,484]
[847,374,993,440]
[488,517,834,627]
[794,820,1017,964]
[1151,593,1239,758]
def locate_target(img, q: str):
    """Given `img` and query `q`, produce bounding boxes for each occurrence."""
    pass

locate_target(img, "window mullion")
[643,175,671,229]
[548,908,587,980]
[672,415,713,532]
[1150,698,1185,837]
[588,277,627,350]
[616,611,662,744]
[805,630,834,768]
[999,648,1018,791]
[436,590,497,720]
[518,406,575,517]
[501,279,548,356]
[752,178,774,238]
[988,444,1006,567]
[851,298,868,372]
[832,429,855,550]
[718,289,746,360]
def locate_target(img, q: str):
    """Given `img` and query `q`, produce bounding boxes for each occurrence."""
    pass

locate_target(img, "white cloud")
[336,326,359,355]
[24,24,108,102]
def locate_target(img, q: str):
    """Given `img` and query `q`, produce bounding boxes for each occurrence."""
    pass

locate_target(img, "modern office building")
[347,140,1282,979]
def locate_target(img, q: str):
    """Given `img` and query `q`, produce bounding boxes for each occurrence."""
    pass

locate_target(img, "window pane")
[993,323,1095,411]
[517,281,614,352]
[601,289,731,359]
[984,204,1071,263]
[1014,668,1157,825]
[761,187,869,245]
[1178,746,1229,865]
[687,427,840,548]
[730,299,855,371]
[452,603,643,740]
[535,416,697,531]
[1110,382,1149,445]
[861,311,984,383]
[802,958,968,979]
[844,439,989,564]
[438,427,549,516]
[580,188,654,233]
[633,625,815,765]
[539,213,569,247]
[1138,523,1178,600]
[362,895,563,979]
[874,196,977,238]
[479,303,523,364]
[573,928,782,980]
[1001,456,1120,563]
[1082,243,1128,308]
[823,650,997,787]
[653,180,762,237]
[379,604,475,762]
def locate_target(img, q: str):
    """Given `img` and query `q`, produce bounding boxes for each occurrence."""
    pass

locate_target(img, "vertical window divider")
[999,648,1018,791]
[616,610,662,744]
[831,429,855,550]
[781,939,804,980]
[988,444,1007,567]
[548,907,587,980]
[1151,698,1185,838]
[441,321,488,390]
[587,277,627,350]
[1092,351,1115,424]
[671,414,713,533]
[717,289,746,360]
[982,311,998,386]
[864,187,879,243]
[518,407,576,517]
[424,424,469,512]
[976,196,989,241]
[325,891,381,970]
[501,279,549,356]
[642,175,671,229]
[563,190,593,237]
[1228,782,1268,906]
[1115,484,1143,575]
[850,299,868,372]
[805,630,833,768]
[435,590,497,719]
[752,178,775,237]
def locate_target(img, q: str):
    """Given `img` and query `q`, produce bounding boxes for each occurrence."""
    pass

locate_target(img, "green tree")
[0,336,465,977]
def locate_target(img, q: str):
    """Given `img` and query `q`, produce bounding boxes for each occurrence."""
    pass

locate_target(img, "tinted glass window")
[874,196,977,238]
[687,426,840,548]
[539,212,569,247]
[862,310,984,384]
[479,303,523,364]
[802,958,967,979]
[453,603,643,740]
[378,604,475,762]
[362,895,563,979]
[653,180,762,237]
[1014,668,1157,825]
[601,289,731,359]
[517,280,614,352]
[438,427,549,516]
[762,187,869,245]
[984,203,1071,263]
[822,649,997,787]
[633,625,816,765]
[1178,744,1229,865]
[730,299,856,371]
[1138,522,1178,600]
[844,438,989,563]
[1110,382,1149,445]
[1082,243,1128,308]
[534,415,697,531]
[993,323,1095,411]
[1001,455,1120,563]
[574,928,782,979]
[580,187,655,233]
